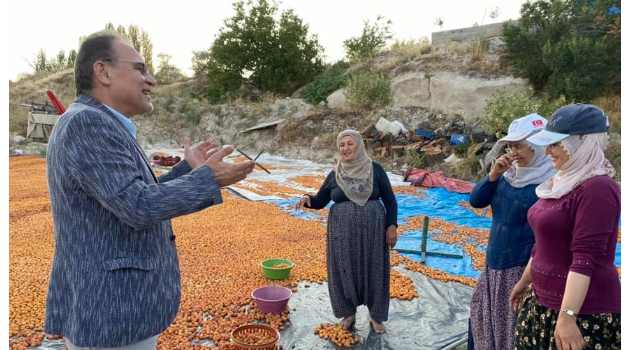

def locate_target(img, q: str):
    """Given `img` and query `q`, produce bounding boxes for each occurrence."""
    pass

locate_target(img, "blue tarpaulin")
[271,187,621,280]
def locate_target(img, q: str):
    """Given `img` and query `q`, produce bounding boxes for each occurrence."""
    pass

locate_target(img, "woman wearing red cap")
[468,113,555,350]
[510,103,621,350]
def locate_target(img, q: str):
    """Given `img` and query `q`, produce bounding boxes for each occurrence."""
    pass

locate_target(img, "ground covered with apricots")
[8,155,621,349]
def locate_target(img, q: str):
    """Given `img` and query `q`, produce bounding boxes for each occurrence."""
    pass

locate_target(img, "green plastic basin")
[261,259,294,280]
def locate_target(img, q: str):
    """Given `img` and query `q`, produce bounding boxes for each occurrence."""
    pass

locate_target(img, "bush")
[299,61,350,105]
[404,149,428,169]
[469,34,489,62]
[387,37,430,61]
[543,37,613,101]
[502,0,620,100]
[483,89,567,138]
[344,71,393,111]
[343,15,393,62]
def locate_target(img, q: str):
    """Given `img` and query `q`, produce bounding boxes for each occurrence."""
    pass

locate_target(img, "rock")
[326,89,347,109]
[13,135,26,144]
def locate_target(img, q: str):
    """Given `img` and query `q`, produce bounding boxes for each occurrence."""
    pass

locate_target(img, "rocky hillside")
[8,36,620,181]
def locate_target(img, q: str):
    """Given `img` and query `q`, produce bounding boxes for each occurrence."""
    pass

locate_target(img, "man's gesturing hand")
[203,146,255,187]
[184,137,219,169]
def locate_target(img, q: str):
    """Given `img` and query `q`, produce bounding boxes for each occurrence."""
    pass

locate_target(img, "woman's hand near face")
[386,225,397,248]
[488,153,514,181]
[295,195,311,211]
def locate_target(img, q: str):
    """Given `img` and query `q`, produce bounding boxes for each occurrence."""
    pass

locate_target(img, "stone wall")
[431,21,516,46]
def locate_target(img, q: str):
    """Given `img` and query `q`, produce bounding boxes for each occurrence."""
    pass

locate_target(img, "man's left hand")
[184,137,219,169]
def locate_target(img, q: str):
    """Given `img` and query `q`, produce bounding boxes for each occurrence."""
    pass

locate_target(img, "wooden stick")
[236,149,271,174]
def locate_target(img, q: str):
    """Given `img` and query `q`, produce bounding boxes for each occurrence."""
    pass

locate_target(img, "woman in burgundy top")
[509,104,621,350]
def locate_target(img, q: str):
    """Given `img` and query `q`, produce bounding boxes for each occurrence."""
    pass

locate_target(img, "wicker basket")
[230,324,280,349]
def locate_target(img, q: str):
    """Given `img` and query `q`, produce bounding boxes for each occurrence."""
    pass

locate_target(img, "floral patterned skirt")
[514,291,621,350]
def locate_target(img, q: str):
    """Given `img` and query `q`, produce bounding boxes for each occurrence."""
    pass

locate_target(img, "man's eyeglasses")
[104,59,148,75]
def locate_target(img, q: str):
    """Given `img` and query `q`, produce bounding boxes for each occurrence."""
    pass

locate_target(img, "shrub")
[344,71,393,111]
[483,88,567,138]
[543,37,613,101]
[387,37,430,61]
[343,15,393,62]
[299,61,350,105]
[469,34,489,62]
[502,0,620,100]
[404,149,428,169]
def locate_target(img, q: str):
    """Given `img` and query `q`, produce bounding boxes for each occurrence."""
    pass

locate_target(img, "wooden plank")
[405,142,423,151]
[241,119,286,133]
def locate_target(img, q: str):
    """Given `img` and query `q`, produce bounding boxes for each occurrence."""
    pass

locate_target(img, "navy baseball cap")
[527,103,609,146]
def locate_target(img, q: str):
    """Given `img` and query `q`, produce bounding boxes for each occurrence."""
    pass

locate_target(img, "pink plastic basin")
[251,286,292,314]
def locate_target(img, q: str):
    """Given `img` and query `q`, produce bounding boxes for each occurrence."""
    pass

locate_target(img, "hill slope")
[8,38,621,181]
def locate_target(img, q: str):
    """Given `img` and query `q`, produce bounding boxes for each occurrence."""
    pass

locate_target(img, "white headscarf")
[334,130,374,206]
[502,140,556,188]
[536,133,615,199]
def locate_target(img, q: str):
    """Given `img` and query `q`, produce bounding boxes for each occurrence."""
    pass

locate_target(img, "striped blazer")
[44,94,223,347]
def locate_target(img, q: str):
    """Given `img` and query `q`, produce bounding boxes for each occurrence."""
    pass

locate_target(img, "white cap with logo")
[499,113,548,142]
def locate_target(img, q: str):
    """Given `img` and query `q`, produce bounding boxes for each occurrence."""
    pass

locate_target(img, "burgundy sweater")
[528,176,621,314]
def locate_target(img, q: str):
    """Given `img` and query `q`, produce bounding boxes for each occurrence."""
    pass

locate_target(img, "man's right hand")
[203,146,255,187]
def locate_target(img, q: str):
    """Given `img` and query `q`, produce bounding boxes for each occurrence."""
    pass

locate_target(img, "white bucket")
[14,149,24,156]
[375,117,401,136]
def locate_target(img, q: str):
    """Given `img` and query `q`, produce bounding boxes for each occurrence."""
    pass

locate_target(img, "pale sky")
[6,0,529,81]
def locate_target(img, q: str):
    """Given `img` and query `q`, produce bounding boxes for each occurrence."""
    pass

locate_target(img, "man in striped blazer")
[43,30,255,349]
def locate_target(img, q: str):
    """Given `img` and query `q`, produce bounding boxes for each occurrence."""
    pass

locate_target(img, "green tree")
[154,53,185,84]
[502,0,620,100]
[140,31,154,75]
[204,0,325,103]
[191,50,210,80]
[116,25,127,38]
[54,50,67,71]
[105,23,155,75]
[30,48,76,74]
[33,49,48,73]
[127,25,141,53]
[343,15,393,62]
[67,49,77,69]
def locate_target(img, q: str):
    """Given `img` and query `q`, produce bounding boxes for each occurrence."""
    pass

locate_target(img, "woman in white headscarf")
[295,129,398,334]
[509,104,621,350]
[468,113,555,350]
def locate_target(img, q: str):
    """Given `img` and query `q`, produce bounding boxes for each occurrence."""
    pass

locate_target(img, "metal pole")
[421,216,429,263]
[392,215,463,259]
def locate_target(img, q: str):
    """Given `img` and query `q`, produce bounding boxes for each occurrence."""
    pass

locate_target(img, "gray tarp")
[278,266,471,350]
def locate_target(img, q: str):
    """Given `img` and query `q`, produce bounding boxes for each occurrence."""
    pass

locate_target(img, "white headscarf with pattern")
[335,130,374,206]
[502,140,556,188]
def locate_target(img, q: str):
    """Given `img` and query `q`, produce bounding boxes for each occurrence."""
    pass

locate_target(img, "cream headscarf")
[502,140,556,188]
[335,130,374,206]
[536,133,615,199]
